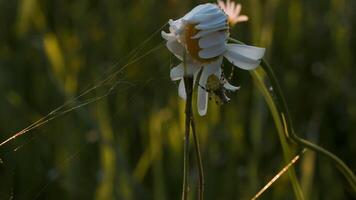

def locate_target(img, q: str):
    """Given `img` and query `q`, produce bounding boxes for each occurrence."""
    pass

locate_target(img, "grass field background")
[0,0,355,199]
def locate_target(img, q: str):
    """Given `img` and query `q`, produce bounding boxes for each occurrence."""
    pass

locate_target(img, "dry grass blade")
[251,149,307,200]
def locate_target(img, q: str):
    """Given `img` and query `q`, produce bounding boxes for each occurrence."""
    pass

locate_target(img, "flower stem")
[182,76,193,200]
[251,68,305,200]
[228,37,356,193]
[191,113,204,200]
[229,37,304,199]
[260,59,356,193]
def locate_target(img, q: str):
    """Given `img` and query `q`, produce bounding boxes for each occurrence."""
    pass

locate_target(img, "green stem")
[182,76,193,200]
[261,59,356,193]
[251,69,304,200]
[191,114,204,200]
[228,37,356,193]
[182,50,193,200]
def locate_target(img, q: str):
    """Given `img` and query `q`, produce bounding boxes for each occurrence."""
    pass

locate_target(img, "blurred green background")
[0,0,355,199]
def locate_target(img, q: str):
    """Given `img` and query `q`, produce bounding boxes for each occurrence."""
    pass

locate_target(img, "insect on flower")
[202,74,240,105]
[163,3,265,116]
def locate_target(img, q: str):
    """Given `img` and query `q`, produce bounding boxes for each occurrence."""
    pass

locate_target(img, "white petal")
[170,63,201,80]
[195,15,227,30]
[178,79,186,100]
[170,63,184,80]
[224,44,265,70]
[193,68,201,86]
[169,19,185,34]
[183,4,219,22]
[199,43,226,59]
[224,51,260,70]
[161,31,175,41]
[192,26,229,39]
[197,86,208,116]
[166,40,184,60]
[226,44,265,60]
[197,57,223,116]
[225,95,231,102]
[214,67,222,77]
[224,82,240,91]
[199,32,227,48]
[178,70,201,100]
[186,4,214,17]
[185,12,222,24]
[202,56,223,76]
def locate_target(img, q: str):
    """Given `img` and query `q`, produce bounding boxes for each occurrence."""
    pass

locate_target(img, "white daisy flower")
[217,0,248,26]
[162,3,265,116]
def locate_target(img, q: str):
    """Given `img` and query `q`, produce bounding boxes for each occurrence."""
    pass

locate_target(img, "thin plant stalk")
[182,76,193,200]
[251,68,304,200]
[191,114,204,200]
[228,37,356,193]
[182,51,193,200]
[227,40,304,200]
[261,59,356,192]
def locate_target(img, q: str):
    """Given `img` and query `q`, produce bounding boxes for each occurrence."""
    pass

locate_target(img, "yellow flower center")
[184,24,219,63]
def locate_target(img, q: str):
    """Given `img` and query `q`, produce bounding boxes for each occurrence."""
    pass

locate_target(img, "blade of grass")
[251,68,305,200]
[262,58,356,193]
[229,37,356,194]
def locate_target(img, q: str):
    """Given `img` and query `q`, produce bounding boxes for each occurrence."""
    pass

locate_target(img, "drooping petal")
[212,65,239,91]
[170,63,201,80]
[192,25,229,39]
[197,57,223,115]
[212,64,239,91]
[178,79,186,100]
[166,40,185,60]
[214,66,222,77]
[185,12,223,25]
[224,44,265,70]
[197,86,208,116]
[199,43,226,59]
[203,57,223,76]
[195,14,227,30]
[227,44,265,60]
[168,19,185,34]
[161,31,176,41]
[183,4,220,22]
[193,67,201,86]
[199,31,228,48]
[224,81,240,91]
[224,51,260,70]
[170,63,184,80]
[175,67,202,100]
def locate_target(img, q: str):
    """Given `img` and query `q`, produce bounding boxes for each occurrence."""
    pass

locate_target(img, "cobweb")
[0,22,169,199]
